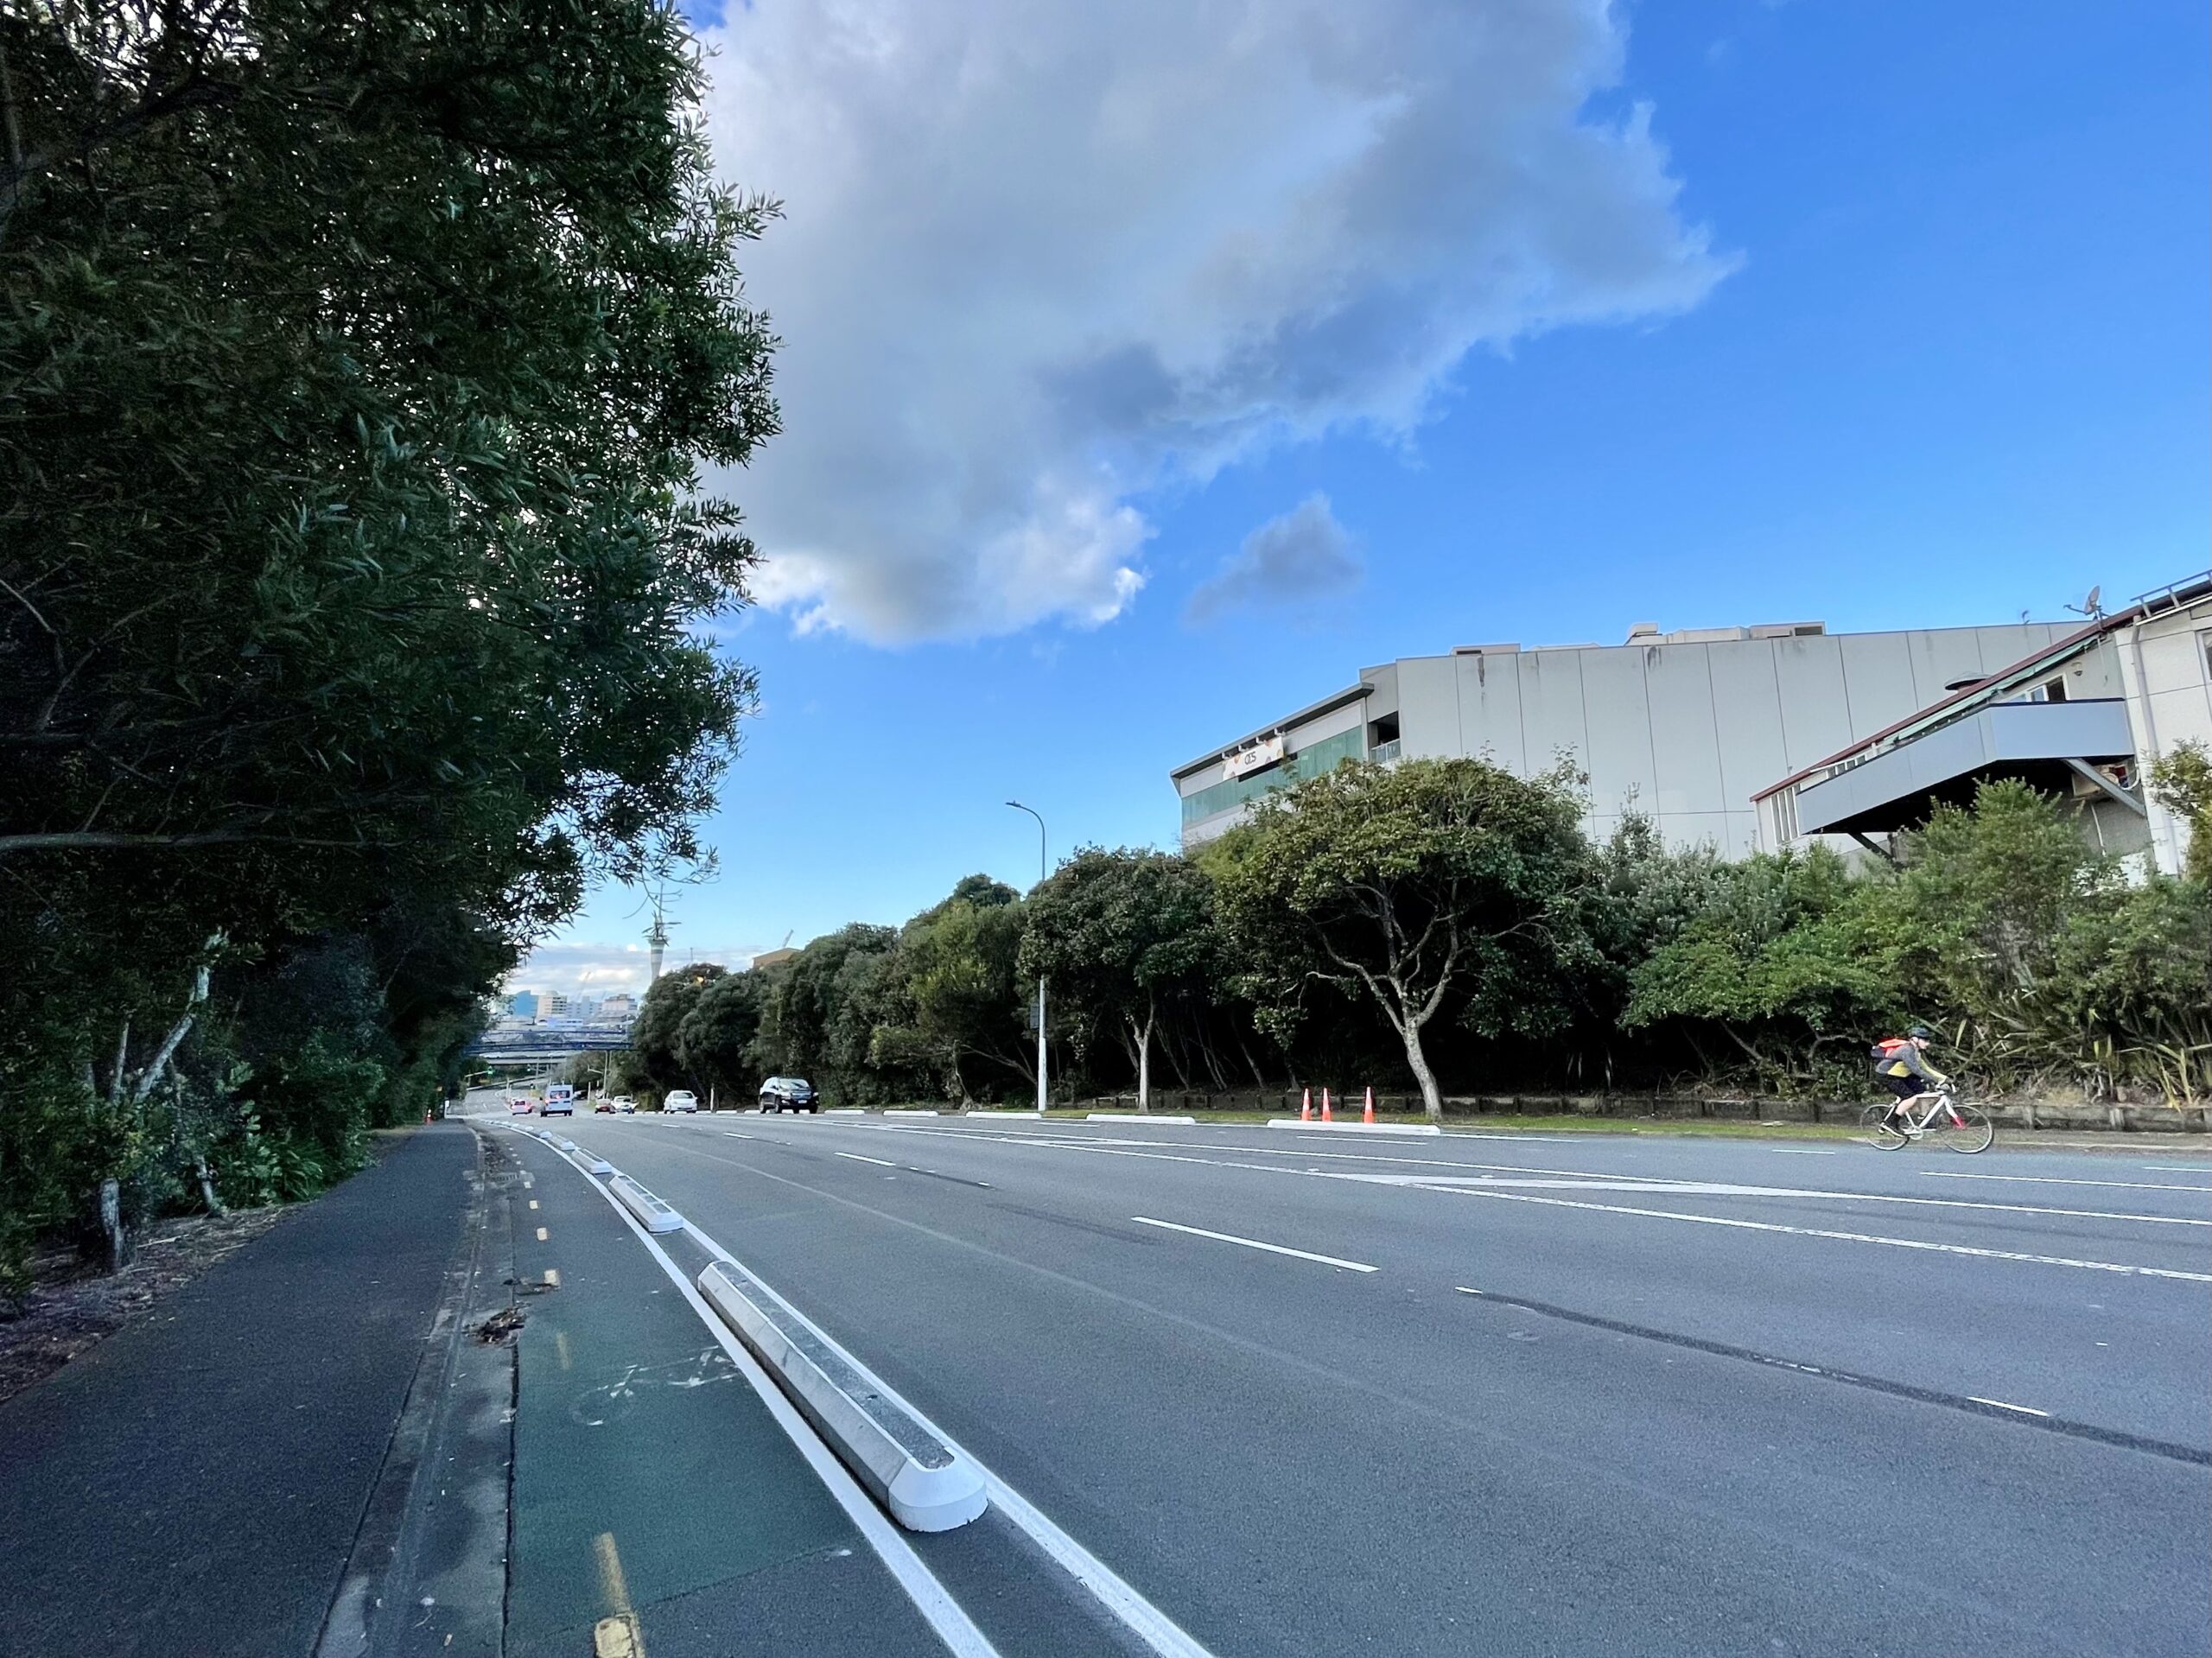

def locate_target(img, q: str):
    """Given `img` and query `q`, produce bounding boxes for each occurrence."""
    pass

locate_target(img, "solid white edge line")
[1967,1396,2052,1418]
[677,1223,1224,1658]
[1918,1171,2212,1193]
[835,1151,899,1168]
[495,1128,1003,1658]
[1128,1216,1378,1273]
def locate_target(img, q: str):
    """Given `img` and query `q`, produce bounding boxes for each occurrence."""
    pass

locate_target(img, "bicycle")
[1860,1082,1993,1153]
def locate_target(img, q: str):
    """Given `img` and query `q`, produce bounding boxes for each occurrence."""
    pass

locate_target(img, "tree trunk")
[1398,1016,1444,1122]
[1130,1001,1156,1113]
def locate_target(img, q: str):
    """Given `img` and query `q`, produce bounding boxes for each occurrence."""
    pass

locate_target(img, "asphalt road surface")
[491,1109,2211,1658]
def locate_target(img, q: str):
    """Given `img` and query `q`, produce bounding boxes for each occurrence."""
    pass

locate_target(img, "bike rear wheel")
[1860,1103,1909,1149]
[1933,1101,1993,1153]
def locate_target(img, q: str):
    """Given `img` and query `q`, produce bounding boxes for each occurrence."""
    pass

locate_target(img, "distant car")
[759,1077,820,1114]
[542,1085,576,1118]
[663,1089,700,1114]
[611,1096,636,1114]
[594,1096,615,1113]
[508,1098,534,1115]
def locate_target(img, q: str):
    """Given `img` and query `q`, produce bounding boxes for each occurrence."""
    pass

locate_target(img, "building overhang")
[1171,683,1372,783]
[1791,698,2137,836]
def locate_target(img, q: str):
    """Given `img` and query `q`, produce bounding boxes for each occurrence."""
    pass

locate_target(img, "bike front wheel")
[1932,1101,1993,1154]
[1860,1103,1909,1149]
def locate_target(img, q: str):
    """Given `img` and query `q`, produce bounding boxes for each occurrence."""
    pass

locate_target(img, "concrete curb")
[1087,1113,1198,1124]
[607,1173,684,1235]
[884,1109,940,1116]
[1266,1119,1441,1137]
[695,1263,988,1533]
[585,1155,614,1175]
[824,1108,864,1115]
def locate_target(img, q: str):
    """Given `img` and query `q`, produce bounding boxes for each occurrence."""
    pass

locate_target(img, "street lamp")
[1007,800,1048,1115]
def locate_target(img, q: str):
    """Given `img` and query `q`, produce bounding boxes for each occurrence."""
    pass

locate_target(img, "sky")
[513,0,2209,999]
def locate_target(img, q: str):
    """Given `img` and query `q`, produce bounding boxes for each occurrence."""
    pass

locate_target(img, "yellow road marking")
[536,1226,549,1242]
[594,1533,644,1657]
[542,1267,559,1286]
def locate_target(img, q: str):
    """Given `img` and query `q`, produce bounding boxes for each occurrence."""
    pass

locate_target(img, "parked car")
[611,1096,636,1114]
[663,1089,700,1114]
[759,1077,820,1114]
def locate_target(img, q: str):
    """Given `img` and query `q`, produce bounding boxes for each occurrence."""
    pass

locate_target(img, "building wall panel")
[1513,651,1592,777]
[1396,656,1462,759]
[1641,645,1727,816]
[1573,648,1659,811]
[1453,653,1528,772]
[1769,637,1855,771]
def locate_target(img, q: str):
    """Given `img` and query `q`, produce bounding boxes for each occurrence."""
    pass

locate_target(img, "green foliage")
[2150,740,2212,882]
[0,0,774,1280]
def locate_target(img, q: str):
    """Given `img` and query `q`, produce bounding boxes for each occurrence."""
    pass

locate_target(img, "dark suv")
[758,1077,820,1114]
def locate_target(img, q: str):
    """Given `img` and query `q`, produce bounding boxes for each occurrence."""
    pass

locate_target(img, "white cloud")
[506,942,768,1000]
[1187,493,1362,625]
[700,0,1735,644]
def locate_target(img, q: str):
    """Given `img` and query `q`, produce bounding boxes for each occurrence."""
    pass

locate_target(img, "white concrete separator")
[607,1172,684,1235]
[696,1262,988,1533]
[823,1108,865,1115]
[586,1155,613,1175]
[1088,1114,1198,1124]
[883,1109,941,1116]
[960,1109,1039,1117]
[1266,1119,1440,1137]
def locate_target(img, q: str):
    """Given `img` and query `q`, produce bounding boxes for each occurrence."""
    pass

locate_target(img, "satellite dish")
[2065,586,2104,621]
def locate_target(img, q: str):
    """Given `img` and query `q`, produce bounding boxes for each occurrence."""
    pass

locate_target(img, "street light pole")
[1007,800,1048,1115]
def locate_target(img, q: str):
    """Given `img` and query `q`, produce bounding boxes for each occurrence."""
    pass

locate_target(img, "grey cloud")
[699,2,1736,644]
[1185,495,1361,626]
[507,941,769,1000]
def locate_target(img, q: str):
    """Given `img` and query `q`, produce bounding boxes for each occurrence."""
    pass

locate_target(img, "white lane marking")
[675,1226,1223,1658]
[2144,1166,2212,1174]
[1968,1396,2052,1418]
[1769,1148,1840,1156]
[834,1151,899,1168]
[1919,1171,2212,1193]
[508,1130,1004,1658]
[882,1125,2212,1229]
[1128,1216,1378,1273]
[1420,1184,2212,1283]
[722,1131,763,1140]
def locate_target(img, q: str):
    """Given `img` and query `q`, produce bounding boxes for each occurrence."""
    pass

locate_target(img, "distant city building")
[539,993,571,1021]
[506,990,538,1019]
[750,947,800,970]
[1173,613,2074,857]
[598,994,636,1020]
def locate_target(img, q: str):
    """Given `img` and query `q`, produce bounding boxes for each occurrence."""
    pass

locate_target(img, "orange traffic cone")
[1300,1088,1312,1121]
[1321,1088,1332,1123]
[1363,1087,1375,1125]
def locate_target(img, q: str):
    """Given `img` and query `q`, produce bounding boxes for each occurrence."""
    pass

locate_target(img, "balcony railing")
[1371,739,1402,763]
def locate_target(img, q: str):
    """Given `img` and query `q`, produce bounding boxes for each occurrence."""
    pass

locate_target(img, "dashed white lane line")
[1968,1396,2052,1418]
[1919,1171,2212,1193]
[1128,1217,1378,1273]
[834,1151,899,1168]
[1421,1184,2212,1283]
[2143,1166,2212,1174]
[722,1131,764,1141]
[1768,1148,1840,1155]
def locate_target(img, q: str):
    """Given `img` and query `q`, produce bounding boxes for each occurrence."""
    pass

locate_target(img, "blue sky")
[518,1,2208,997]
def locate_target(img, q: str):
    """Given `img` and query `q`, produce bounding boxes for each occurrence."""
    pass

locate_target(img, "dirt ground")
[0,1206,289,1406]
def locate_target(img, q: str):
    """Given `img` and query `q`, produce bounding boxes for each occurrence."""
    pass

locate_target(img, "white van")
[663,1089,700,1114]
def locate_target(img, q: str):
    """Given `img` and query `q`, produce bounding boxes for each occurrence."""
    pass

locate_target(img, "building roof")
[1751,571,2212,804]
[1171,682,1371,780]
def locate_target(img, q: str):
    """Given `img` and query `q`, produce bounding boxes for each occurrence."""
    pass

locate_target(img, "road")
[493,1108,2211,1658]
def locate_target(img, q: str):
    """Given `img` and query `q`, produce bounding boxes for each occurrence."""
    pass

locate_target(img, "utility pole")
[1007,801,1048,1115]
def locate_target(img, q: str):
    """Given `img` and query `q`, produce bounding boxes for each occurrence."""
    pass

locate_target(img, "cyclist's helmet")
[1907,1023,1935,1042]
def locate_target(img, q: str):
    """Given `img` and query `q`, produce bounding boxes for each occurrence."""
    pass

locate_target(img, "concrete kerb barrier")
[607,1173,684,1235]
[823,1108,865,1116]
[1087,1113,1198,1124]
[1266,1119,1441,1137]
[556,1138,578,1153]
[961,1109,1041,1117]
[883,1109,940,1116]
[586,1155,614,1175]
[696,1262,987,1533]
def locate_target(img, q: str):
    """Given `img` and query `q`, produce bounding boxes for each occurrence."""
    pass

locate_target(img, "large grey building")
[1172,615,2075,855]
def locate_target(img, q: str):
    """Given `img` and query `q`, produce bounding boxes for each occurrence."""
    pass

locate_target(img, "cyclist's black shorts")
[1880,1072,1933,1101]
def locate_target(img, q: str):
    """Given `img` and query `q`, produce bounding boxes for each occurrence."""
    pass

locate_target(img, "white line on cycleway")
[865,1126,2212,1282]
[499,1128,1003,1658]
[869,1124,2211,1228]
[1127,1217,1378,1273]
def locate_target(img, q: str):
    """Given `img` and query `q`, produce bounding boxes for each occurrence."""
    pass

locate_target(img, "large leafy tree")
[0,0,776,1249]
[1217,759,1590,1121]
[1020,848,1213,1112]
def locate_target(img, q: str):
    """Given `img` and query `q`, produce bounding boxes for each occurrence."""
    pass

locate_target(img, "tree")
[677,970,772,1104]
[0,0,777,1260]
[758,927,897,1102]
[1020,848,1214,1111]
[2150,741,2212,882]
[631,965,727,1098]
[874,879,1029,1103]
[1217,759,1591,1121]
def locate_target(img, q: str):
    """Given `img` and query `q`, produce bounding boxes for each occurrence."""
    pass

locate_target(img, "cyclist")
[1872,1025,1948,1126]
